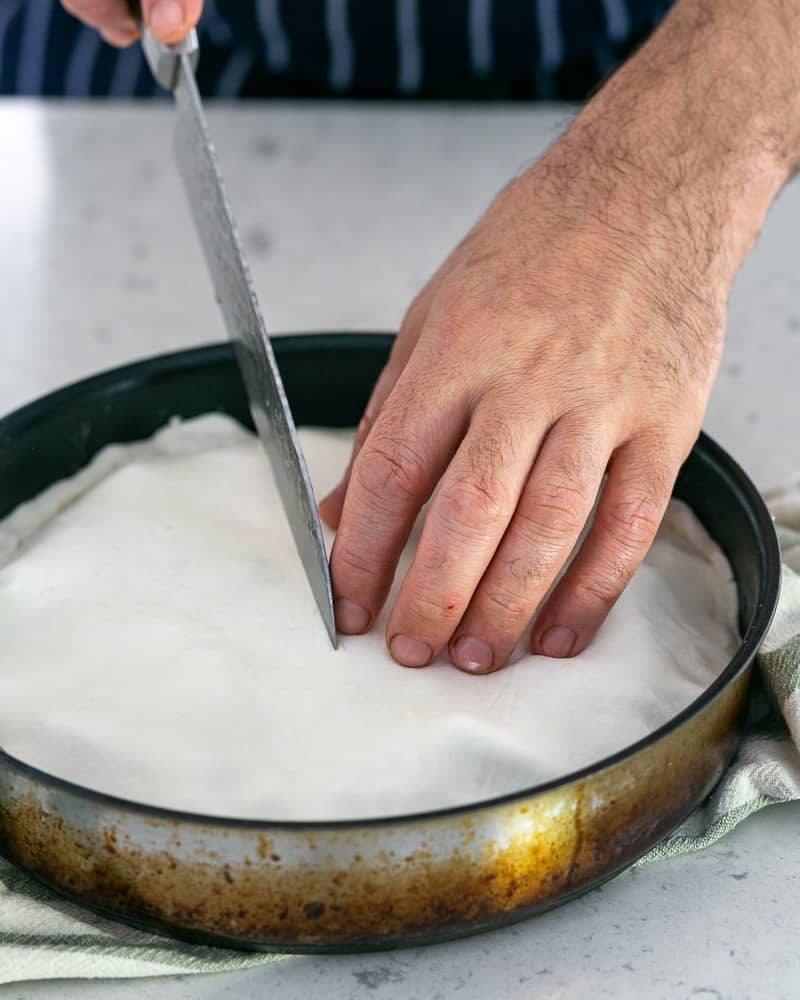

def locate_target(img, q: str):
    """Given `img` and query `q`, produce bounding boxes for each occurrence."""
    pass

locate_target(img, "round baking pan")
[0,334,781,953]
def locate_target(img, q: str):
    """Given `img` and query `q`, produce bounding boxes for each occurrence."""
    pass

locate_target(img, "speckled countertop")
[0,100,798,1000]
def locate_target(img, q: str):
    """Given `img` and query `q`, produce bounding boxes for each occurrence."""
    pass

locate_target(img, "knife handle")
[127,0,200,92]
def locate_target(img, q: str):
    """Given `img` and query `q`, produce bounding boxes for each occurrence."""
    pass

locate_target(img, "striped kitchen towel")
[641,481,800,861]
[2,483,799,983]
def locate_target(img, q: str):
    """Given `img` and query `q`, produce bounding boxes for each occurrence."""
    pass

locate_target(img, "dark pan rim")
[0,337,782,833]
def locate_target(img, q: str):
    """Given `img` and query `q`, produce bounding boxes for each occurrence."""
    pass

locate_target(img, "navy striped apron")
[1,1,673,99]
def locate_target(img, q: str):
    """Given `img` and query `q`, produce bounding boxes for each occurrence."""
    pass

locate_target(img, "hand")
[320,159,719,672]
[61,0,202,47]
[320,1,787,674]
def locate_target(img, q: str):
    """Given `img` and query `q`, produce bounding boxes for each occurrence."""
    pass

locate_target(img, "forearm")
[542,0,800,291]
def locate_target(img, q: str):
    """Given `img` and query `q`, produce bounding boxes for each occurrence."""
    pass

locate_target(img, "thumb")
[139,0,203,44]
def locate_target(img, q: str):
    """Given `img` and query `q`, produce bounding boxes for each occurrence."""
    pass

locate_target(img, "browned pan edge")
[0,665,748,951]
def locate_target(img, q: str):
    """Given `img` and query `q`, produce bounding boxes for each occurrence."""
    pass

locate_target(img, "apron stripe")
[326,0,354,92]
[64,26,102,97]
[256,0,291,73]
[396,0,422,94]
[14,0,53,95]
[601,0,630,41]
[536,0,563,71]
[109,42,145,98]
[468,0,494,77]
[215,48,256,98]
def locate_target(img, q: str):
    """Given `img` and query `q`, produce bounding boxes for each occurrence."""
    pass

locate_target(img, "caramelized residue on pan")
[0,672,746,948]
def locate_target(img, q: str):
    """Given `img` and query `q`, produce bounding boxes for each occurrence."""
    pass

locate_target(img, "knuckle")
[426,297,481,348]
[551,434,601,489]
[504,551,551,592]
[404,587,464,628]
[437,476,512,534]
[573,570,625,610]
[332,542,380,581]
[481,584,533,624]
[354,434,427,509]
[599,492,664,548]
[625,437,679,491]
[517,482,589,541]
[468,412,518,473]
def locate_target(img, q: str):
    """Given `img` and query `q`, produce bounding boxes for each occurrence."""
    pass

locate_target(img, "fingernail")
[148,0,185,38]
[451,635,494,673]
[539,625,577,658]
[389,634,433,668]
[334,598,370,634]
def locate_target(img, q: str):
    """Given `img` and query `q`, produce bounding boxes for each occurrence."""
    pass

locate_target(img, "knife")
[132,17,337,647]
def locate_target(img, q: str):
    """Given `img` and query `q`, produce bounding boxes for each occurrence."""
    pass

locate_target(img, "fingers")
[530,435,681,658]
[61,1,138,44]
[448,419,611,673]
[319,288,436,530]
[328,362,467,638]
[384,407,545,667]
[61,0,202,46]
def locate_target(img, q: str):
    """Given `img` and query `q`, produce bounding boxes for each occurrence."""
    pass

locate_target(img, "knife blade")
[137,27,337,647]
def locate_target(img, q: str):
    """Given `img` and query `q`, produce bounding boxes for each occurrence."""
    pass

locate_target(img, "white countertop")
[0,99,798,999]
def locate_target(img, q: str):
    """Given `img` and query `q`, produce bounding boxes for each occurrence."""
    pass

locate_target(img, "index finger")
[329,367,466,636]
